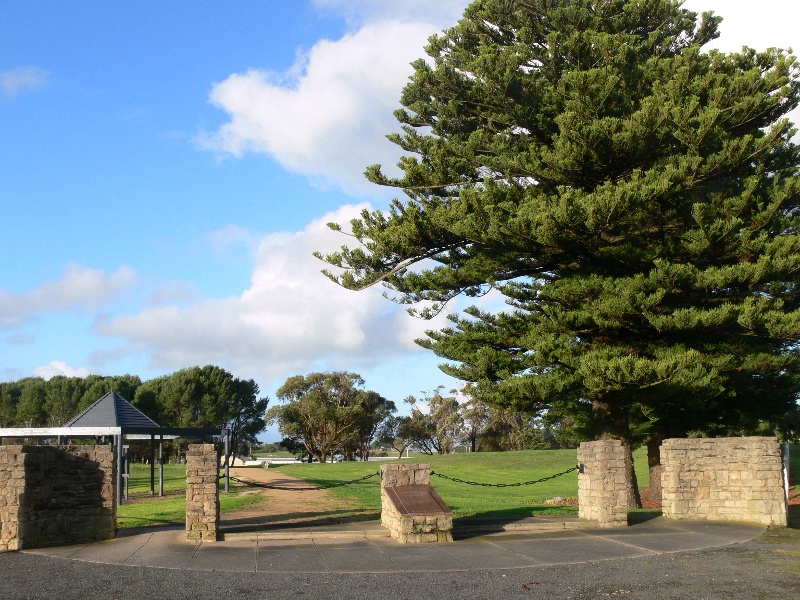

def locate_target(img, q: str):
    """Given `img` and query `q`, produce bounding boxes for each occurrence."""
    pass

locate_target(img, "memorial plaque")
[385,484,451,516]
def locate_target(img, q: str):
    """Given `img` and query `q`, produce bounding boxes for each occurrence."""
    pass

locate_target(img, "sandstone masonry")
[380,463,453,543]
[661,437,787,526]
[185,443,219,542]
[577,440,630,528]
[0,445,116,552]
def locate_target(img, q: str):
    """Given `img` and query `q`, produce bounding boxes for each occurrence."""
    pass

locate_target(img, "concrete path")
[22,516,765,574]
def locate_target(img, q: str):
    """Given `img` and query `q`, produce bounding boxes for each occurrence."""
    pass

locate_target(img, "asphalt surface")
[1,518,798,599]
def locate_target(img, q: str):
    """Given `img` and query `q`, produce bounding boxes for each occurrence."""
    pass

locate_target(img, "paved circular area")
[3,524,798,600]
[21,517,765,574]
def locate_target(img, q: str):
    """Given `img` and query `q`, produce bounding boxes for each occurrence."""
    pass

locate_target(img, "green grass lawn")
[117,490,266,529]
[117,445,797,528]
[117,464,267,529]
[125,463,189,494]
[271,448,652,518]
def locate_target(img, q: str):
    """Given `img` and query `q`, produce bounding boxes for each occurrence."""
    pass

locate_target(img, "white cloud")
[204,224,256,254]
[34,360,91,380]
[96,205,450,385]
[312,0,468,27]
[682,0,798,54]
[198,20,441,195]
[1,66,50,99]
[196,1,471,195]
[0,265,137,329]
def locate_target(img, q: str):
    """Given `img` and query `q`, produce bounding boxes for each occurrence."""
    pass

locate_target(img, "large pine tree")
[319,0,800,498]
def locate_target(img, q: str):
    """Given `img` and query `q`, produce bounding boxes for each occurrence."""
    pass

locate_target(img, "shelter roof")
[64,390,160,429]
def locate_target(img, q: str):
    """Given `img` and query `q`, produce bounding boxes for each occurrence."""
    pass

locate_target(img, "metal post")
[123,446,130,500]
[224,429,230,493]
[115,434,123,506]
[150,436,155,495]
[158,435,164,497]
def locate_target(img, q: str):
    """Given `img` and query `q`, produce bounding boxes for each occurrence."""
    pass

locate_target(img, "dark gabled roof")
[64,391,160,429]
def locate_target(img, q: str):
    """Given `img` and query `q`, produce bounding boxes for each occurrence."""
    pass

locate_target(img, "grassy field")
[116,464,266,529]
[117,444,798,527]
[117,490,265,529]
[125,463,189,494]
[271,448,651,518]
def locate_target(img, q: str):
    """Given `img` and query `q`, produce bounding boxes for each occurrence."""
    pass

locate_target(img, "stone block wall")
[185,444,219,542]
[577,440,630,528]
[381,462,431,488]
[0,445,116,552]
[380,463,453,543]
[661,437,787,526]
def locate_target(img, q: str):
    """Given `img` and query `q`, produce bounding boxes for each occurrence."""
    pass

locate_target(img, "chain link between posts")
[222,470,380,492]
[430,465,579,488]
[222,464,579,492]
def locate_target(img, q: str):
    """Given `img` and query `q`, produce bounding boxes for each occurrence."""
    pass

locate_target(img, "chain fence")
[430,465,578,488]
[223,470,380,492]
[222,464,578,492]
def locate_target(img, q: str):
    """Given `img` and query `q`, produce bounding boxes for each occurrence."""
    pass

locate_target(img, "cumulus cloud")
[0,265,137,329]
[1,66,50,99]
[96,205,450,384]
[312,0,468,27]
[198,20,440,194]
[682,0,798,53]
[198,0,469,195]
[34,360,91,380]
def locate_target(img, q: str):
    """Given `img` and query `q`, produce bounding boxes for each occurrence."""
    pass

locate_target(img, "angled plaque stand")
[380,463,453,543]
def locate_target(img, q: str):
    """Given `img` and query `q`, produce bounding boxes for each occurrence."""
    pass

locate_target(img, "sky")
[1,1,798,441]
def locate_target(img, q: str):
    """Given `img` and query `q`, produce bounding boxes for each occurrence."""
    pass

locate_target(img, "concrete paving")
[21,515,765,574]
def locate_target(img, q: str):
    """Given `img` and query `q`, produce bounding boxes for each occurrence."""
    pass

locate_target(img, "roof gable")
[64,391,160,428]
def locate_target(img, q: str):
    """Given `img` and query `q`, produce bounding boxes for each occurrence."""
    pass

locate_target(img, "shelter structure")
[0,390,228,505]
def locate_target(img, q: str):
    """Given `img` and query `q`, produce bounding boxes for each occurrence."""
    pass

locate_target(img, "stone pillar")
[661,437,786,526]
[185,444,219,542]
[380,463,453,543]
[577,440,630,528]
[1,445,116,552]
[0,446,25,552]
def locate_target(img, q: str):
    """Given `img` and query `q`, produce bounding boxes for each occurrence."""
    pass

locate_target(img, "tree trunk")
[646,433,663,506]
[593,397,642,508]
[624,440,642,509]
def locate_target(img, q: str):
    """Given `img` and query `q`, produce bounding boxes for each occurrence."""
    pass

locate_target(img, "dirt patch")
[220,467,378,530]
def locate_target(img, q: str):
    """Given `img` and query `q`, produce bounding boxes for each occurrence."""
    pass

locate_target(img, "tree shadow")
[219,509,381,534]
[627,509,663,525]
[451,506,579,540]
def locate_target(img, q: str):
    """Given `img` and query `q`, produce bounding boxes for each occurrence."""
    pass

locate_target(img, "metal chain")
[429,465,578,488]
[225,465,577,491]
[223,470,380,492]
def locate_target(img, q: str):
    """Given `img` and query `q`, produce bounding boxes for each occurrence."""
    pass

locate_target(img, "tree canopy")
[0,366,268,463]
[320,0,800,463]
[267,371,394,462]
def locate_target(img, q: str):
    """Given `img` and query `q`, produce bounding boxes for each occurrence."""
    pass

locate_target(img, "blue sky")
[1,1,798,440]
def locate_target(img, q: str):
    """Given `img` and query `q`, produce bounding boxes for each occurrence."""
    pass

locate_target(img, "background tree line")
[267,373,581,461]
[0,365,268,463]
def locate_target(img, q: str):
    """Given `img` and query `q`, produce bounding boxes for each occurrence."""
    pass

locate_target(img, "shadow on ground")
[220,509,381,534]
